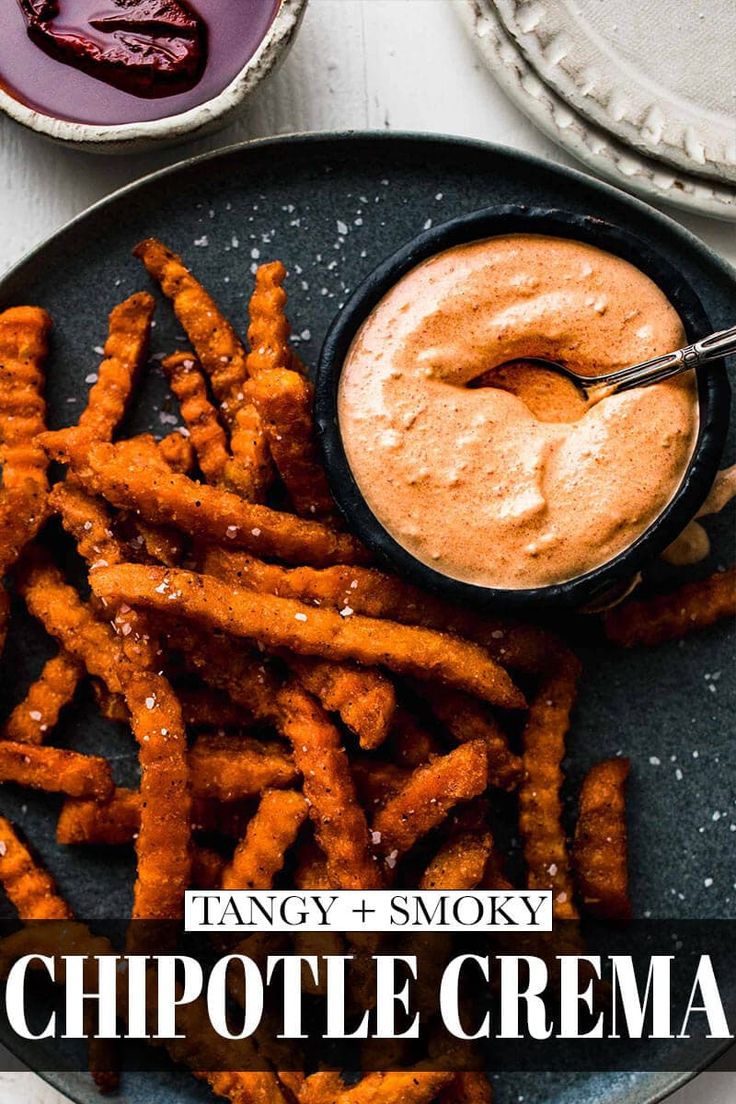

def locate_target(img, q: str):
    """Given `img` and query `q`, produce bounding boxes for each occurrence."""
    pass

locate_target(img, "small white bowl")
[0,0,308,154]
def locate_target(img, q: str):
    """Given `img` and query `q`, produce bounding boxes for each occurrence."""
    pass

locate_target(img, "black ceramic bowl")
[315,206,731,611]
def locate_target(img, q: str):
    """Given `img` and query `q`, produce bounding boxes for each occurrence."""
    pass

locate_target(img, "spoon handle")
[595,323,736,396]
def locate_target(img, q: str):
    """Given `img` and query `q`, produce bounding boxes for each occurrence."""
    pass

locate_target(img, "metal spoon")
[505,323,736,404]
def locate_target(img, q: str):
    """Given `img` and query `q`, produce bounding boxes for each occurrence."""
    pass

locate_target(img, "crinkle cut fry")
[249,367,335,519]
[70,440,368,567]
[0,741,114,800]
[3,649,82,743]
[132,238,272,502]
[221,789,308,890]
[163,351,230,482]
[0,816,72,919]
[57,789,252,846]
[289,655,396,750]
[75,291,155,441]
[203,547,554,674]
[421,683,521,791]
[276,681,382,889]
[573,757,631,919]
[604,567,736,647]
[91,565,525,709]
[518,651,581,920]
[245,261,294,379]
[18,552,129,694]
[420,830,493,891]
[0,305,50,494]
[188,732,298,801]
[329,1071,454,1103]
[122,671,191,921]
[372,741,489,858]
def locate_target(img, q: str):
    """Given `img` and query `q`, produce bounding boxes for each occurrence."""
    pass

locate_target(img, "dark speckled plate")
[0,133,733,1104]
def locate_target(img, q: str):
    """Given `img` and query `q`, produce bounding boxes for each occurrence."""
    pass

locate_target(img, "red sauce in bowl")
[0,0,280,125]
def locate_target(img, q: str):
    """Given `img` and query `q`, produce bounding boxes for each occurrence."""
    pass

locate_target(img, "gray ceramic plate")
[0,133,734,1104]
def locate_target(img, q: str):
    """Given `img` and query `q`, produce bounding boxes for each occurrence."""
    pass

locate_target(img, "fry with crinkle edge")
[163,351,230,483]
[372,741,489,859]
[57,789,252,846]
[203,547,554,674]
[519,652,581,920]
[18,552,129,694]
[123,670,190,921]
[330,1071,454,1104]
[158,430,196,475]
[245,261,294,379]
[276,681,382,889]
[92,565,524,708]
[420,831,493,891]
[45,292,155,455]
[189,732,297,801]
[0,305,50,496]
[573,757,631,919]
[605,568,736,647]
[70,439,367,567]
[289,655,396,749]
[421,683,521,791]
[222,789,308,890]
[0,816,73,919]
[3,650,82,744]
[0,741,113,800]
[249,366,335,519]
[133,237,272,502]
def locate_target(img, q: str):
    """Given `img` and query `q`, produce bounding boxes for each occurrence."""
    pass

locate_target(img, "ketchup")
[0,0,279,124]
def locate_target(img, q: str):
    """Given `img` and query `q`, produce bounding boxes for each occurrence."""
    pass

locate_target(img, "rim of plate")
[454,0,736,222]
[0,0,307,151]
[0,129,732,1104]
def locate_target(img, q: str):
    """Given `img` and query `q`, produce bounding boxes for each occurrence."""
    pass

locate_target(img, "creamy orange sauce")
[338,235,699,589]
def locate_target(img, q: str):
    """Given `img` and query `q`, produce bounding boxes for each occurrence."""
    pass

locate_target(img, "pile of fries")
[0,237,734,1103]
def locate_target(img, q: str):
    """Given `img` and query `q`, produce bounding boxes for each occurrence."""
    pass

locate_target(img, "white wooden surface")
[0,1,734,1101]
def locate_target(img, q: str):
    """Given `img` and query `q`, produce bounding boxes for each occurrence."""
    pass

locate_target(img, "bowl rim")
[0,0,307,148]
[316,204,732,611]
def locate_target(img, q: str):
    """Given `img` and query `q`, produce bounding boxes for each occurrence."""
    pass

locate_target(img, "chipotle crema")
[338,235,699,590]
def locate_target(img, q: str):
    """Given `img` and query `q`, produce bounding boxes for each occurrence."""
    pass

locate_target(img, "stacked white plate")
[456,0,736,220]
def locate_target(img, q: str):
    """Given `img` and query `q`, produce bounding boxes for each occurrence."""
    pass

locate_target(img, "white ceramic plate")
[455,0,736,221]
[493,0,736,183]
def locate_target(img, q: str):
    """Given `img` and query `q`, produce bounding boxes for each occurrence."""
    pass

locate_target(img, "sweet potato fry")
[518,652,581,920]
[169,624,281,724]
[158,430,196,475]
[49,480,123,571]
[163,352,230,482]
[573,758,631,919]
[420,831,493,891]
[332,1072,453,1103]
[91,565,525,708]
[371,741,489,858]
[122,671,191,921]
[289,656,396,749]
[57,789,252,846]
[605,568,736,647]
[249,367,335,519]
[189,732,297,801]
[245,261,293,378]
[70,439,367,567]
[18,553,129,694]
[0,741,113,800]
[276,682,382,889]
[222,789,308,890]
[203,547,554,674]
[421,684,521,791]
[299,1072,347,1104]
[0,816,73,919]
[3,650,82,743]
[0,306,51,621]
[133,238,272,501]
